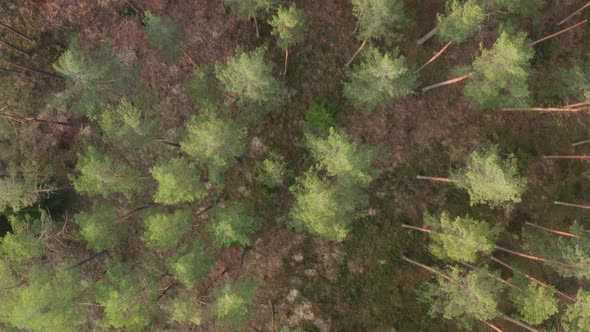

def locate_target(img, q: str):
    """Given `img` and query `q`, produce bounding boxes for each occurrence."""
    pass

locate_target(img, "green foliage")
[1,213,45,265]
[256,152,287,188]
[94,262,157,331]
[0,174,38,213]
[563,289,590,332]
[509,280,558,325]
[216,47,290,114]
[53,38,128,117]
[75,202,124,251]
[143,11,184,64]
[417,266,502,329]
[213,278,256,327]
[423,212,500,263]
[208,202,260,247]
[151,157,207,204]
[224,0,271,20]
[352,0,407,41]
[3,266,87,331]
[464,32,534,111]
[343,46,417,113]
[486,0,543,18]
[437,0,485,44]
[98,99,157,150]
[550,62,590,100]
[180,111,246,182]
[170,240,214,288]
[142,209,193,251]
[451,144,527,208]
[72,144,145,199]
[164,293,202,325]
[304,100,340,133]
[187,65,222,107]
[554,223,590,279]
[270,4,308,50]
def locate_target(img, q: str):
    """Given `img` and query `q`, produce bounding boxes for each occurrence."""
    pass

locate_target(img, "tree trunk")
[543,155,590,160]
[460,261,523,291]
[416,175,457,183]
[530,19,588,46]
[482,321,504,332]
[74,251,107,267]
[0,39,29,56]
[524,222,580,238]
[564,101,590,108]
[253,16,260,38]
[345,39,368,68]
[421,72,474,92]
[554,201,590,210]
[417,26,440,45]
[490,256,577,302]
[500,107,586,112]
[0,21,32,41]
[283,46,289,76]
[572,139,590,147]
[494,246,572,267]
[416,41,452,73]
[1,113,71,126]
[401,224,432,233]
[157,139,181,148]
[1,58,64,79]
[33,184,72,193]
[402,256,454,282]
[115,205,151,223]
[558,2,590,25]
[501,315,539,332]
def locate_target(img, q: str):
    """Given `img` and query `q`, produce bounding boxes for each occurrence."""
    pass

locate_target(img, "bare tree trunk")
[416,175,457,183]
[558,2,590,25]
[401,224,432,233]
[345,39,368,68]
[554,201,590,210]
[74,251,107,267]
[402,256,453,282]
[564,101,590,108]
[494,246,571,267]
[490,256,577,302]
[501,315,538,332]
[157,139,181,148]
[530,19,588,46]
[0,39,29,56]
[283,46,289,76]
[417,26,440,45]
[421,72,474,92]
[500,107,586,112]
[1,58,64,79]
[543,155,590,160]
[115,205,151,223]
[253,16,260,38]
[524,222,580,238]
[0,21,32,41]
[460,261,523,291]
[482,321,504,332]
[416,41,452,73]
[1,113,70,126]
[572,139,590,147]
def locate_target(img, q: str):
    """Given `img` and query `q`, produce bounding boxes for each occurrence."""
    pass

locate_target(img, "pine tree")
[215,47,290,114]
[213,278,257,327]
[151,157,207,204]
[304,100,340,134]
[71,145,145,199]
[450,144,527,208]
[75,202,125,251]
[437,0,485,44]
[170,240,213,288]
[508,279,558,325]
[256,152,287,188]
[143,11,185,64]
[142,209,193,251]
[0,173,39,212]
[53,38,128,117]
[269,4,308,75]
[422,212,500,263]
[94,262,157,331]
[180,110,246,183]
[463,32,534,111]
[98,99,157,151]
[417,266,502,329]
[164,293,202,325]
[0,212,46,265]
[553,223,590,279]
[208,202,260,247]
[224,0,272,37]
[343,46,417,113]
[563,289,590,331]
[186,65,222,107]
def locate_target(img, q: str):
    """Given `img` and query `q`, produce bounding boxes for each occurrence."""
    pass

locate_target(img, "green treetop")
[343,46,417,113]
[53,38,128,117]
[563,289,590,331]
[180,111,246,182]
[223,0,272,37]
[75,202,125,251]
[170,240,214,288]
[164,292,203,325]
[352,0,407,42]
[256,152,287,188]
[208,202,260,247]
[94,262,157,331]
[151,157,207,204]
[98,99,157,151]
[417,266,502,329]
[553,223,590,279]
[463,32,534,111]
[216,47,290,114]
[1,212,47,266]
[213,278,257,327]
[142,209,193,251]
[143,11,185,64]
[450,144,527,208]
[423,212,500,263]
[437,0,485,44]
[270,4,308,75]
[0,174,38,213]
[508,279,558,325]
[72,144,145,199]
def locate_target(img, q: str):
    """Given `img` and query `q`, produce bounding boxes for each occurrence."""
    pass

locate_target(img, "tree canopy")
[142,209,193,251]
[151,157,207,205]
[563,289,590,332]
[213,278,256,327]
[270,4,308,50]
[509,279,558,325]
[75,202,125,251]
[208,202,260,247]
[98,98,157,150]
[437,0,485,44]
[170,240,213,288]
[352,0,407,41]
[142,11,184,64]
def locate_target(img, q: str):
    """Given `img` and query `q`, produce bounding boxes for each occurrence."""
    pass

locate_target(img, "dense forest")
[1,0,590,331]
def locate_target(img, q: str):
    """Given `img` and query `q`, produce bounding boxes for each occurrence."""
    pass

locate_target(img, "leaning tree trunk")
[524,222,580,238]
[558,2,590,25]
[0,21,32,41]
[253,16,260,38]
[543,155,590,160]
[421,72,474,92]
[1,113,71,126]
[0,39,29,56]
[416,175,457,183]
[1,58,64,79]
[416,41,452,73]
[345,39,368,68]
[417,26,440,45]
[530,19,588,46]
[284,46,289,76]
[554,201,590,210]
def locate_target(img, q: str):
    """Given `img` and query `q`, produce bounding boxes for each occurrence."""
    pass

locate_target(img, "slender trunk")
[543,155,590,160]
[500,107,586,112]
[482,321,504,332]
[417,26,440,45]
[283,46,289,76]
[74,251,107,267]
[0,21,32,41]
[501,315,539,332]
[0,39,29,56]
[554,201,590,210]
[490,256,577,302]
[460,261,523,291]
[494,246,571,267]
[524,222,580,238]
[564,101,590,108]
[115,205,151,223]
[345,39,368,68]
[1,113,70,126]
[253,16,260,38]
[197,268,228,299]
[416,175,457,183]
[157,281,177,301]
[270,300,276,332]
[421,72,474,92]
[401,224,432,233]
[353,20,360,34]
[0,67,23,75]
[157,139,181,148]
[558,2,590,25]
[33,184,72,193]
[182,49,198,67]
[572,139,590,147]
[124,0,139,13]
[416,41,452,73]
[402,256,453,282]
[1,58,64,79]
[530,19,588,46]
